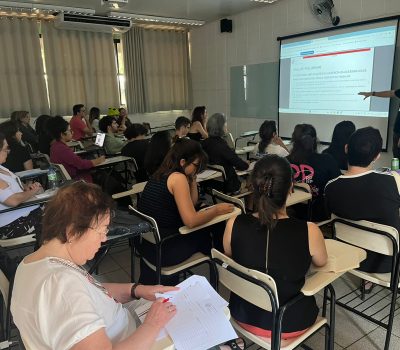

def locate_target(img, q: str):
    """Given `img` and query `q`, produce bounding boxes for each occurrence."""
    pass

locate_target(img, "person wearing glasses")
[70,104,93,141]
[0,132,43,240]
[99,116,127,155]
[11,181,179,350]
[138,138,234,284]
[47,117,105,182]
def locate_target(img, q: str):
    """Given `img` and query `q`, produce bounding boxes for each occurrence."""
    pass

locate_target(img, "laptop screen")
[94,133,106,147]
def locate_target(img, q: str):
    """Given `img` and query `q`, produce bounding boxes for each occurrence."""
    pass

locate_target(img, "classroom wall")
[190,0,400,154]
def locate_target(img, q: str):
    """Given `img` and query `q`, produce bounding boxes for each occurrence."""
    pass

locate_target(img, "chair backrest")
[132,181,147,195]
[211,189,246,213]
[293,182,311,193]
[0,235,36,248]
[128,205,160,244]
[333,216,399,257]
[0,269,9,313]
[207,164,227,181]
[51,163,72,181]
[211,249,279,311]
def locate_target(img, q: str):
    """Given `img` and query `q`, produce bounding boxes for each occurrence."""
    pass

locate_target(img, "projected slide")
[279,21,398,145]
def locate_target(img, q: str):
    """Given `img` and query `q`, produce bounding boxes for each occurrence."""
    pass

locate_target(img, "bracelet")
[130,283,141,300]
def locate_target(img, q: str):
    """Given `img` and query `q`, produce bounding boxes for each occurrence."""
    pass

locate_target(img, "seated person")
[201,113,249,194]
[70,104,93,141]
[11,181,178,350]
[35,115,53,155]
[121,124,150,182]
[325,127,400,273]
[143,131,172,177]
[47,116,105,182]
[288,124,341,222]
[173,116,191,142]
[89,107,101,132]
[252,120,289,158]
[138,138,234,284]
[223,155,327,338]
[117,107,132,130]
[0,132,43,240]
[0,120,33,172]
[99,116,127,155]
[11,111,39,152]
[188,106,208,141]
[322,121,355,170]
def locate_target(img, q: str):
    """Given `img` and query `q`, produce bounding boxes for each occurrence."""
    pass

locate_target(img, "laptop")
[94,133,106,147]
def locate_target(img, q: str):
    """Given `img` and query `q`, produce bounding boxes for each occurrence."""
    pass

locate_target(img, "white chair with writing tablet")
[332,217,400,350]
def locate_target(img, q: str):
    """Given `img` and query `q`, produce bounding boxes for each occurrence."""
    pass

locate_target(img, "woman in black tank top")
[223,155,328,337]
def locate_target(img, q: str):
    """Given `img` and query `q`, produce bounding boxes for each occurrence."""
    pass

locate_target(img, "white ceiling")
[13,0,269,22]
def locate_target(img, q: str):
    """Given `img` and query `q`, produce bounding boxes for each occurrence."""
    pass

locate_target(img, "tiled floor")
[94,244,400,350]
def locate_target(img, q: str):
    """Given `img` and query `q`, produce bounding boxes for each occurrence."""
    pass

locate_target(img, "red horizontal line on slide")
[303,48,371,59]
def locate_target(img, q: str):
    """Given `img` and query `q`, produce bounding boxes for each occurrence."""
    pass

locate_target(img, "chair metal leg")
[322,288,328,317]
[383,284,399,350]
[129,238,135,282]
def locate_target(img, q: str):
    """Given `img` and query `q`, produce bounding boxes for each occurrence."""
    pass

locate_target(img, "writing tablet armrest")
[301,271,345,296]
[179,207,241,234]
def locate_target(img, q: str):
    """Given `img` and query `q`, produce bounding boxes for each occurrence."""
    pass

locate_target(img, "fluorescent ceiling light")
[250,0,278,3]
[108,12,205,26]
[0,1,95,15]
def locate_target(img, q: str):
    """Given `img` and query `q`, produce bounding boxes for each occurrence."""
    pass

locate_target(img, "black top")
[229,214,318,332]
[19,124,38,152]
[325,171,400,272]
[138,175,183,238]
[322,147,348,170]
[3,142,31,172]
[121,139,150,183]
[393,89,400,134]
[290,153,341,221]
[187,132,202,142]
[201,136,249,193]
[38,134,52,155]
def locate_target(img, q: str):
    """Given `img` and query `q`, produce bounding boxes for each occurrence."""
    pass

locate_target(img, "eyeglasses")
[90,226,110,237]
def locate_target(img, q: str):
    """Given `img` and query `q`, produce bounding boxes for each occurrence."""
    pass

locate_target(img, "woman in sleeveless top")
[0,133,43,240]
[187,106,208,141]
[138,138,234,284]
[223,155,327,338]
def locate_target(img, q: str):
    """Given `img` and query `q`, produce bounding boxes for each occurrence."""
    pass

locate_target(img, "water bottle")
[47,166,58,190]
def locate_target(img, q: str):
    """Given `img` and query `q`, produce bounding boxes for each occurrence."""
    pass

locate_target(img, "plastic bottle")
[47,166,58,190]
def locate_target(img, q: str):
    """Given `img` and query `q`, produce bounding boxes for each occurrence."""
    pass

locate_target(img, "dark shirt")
[38,134,52,155]
[290,153,341,221]
[201,136,249,193]
[121,139,149,182]
[325,171,400,272]
[19,124,38,152]
[393,89,400,134]
[230,214,318,332]
[4,142,31,172]
[187,132,202,142]
[322,147,348,170]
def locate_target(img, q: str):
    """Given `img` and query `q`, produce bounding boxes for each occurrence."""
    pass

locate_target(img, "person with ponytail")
[288,124,340,221]
[252,120,289,158]
[223,155,327,339]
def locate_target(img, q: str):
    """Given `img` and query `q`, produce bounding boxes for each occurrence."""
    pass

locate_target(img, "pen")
[162,298,170,303]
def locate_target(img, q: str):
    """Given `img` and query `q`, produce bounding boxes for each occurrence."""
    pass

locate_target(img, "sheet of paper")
[248,161,256,171]
[197,169,218,180]
[156,275,236,350]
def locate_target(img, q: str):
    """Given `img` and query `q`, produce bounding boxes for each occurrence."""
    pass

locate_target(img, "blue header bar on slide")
[282,40,312,48]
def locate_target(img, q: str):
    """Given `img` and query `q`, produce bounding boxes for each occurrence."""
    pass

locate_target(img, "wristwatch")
[372,91,376,96]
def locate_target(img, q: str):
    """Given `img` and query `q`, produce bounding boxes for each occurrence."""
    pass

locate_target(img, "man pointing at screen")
[359,89,400,157]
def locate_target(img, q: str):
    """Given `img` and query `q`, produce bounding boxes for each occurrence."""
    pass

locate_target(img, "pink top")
[70,116,87,141]
[50,141,93,182]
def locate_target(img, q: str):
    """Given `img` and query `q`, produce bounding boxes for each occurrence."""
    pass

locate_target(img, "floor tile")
[93,254,121,275]
[95,268,131,283]
[110,247,132,269]
[346,327,400,350]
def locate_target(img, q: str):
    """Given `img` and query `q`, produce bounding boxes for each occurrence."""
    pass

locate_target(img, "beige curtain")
[123,27,147,113]
[0,18,49,117]
[123,27,191,113]
[41,22,119,116]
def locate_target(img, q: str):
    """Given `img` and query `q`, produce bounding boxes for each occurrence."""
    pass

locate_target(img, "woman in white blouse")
[0,132,43,240]
[252,120,289,158]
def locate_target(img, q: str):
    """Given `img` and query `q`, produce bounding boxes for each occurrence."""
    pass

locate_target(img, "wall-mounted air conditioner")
[54,13,132,33]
